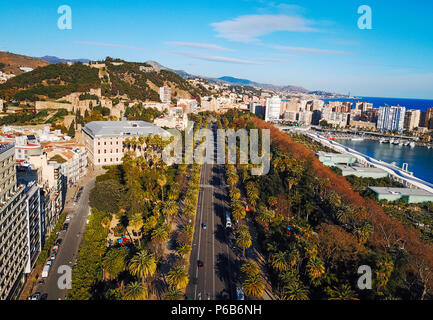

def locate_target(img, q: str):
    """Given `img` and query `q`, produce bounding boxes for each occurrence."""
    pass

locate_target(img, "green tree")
[129,250,157,286]
[167,266,189,289]
[123,281,147,300]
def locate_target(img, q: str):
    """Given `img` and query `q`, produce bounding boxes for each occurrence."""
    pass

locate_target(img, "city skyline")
[1,0,433,99]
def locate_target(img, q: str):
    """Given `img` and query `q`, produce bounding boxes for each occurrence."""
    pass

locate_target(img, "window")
[104,150,106,154]
[98,159,100,163]
[98,142,100,146]
[98,150,100,154]
[116,149,118,153]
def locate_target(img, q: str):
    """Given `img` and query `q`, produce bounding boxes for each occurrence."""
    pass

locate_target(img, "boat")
[409,142,416,148]
[351,137,364,141]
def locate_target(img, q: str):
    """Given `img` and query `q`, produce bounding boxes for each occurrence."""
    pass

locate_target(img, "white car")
[65,216,71,221]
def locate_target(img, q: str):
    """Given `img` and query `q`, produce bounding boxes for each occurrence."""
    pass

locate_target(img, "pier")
[292,129,433,194]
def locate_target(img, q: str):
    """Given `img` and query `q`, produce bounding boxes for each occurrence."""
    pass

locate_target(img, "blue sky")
[1,0,433,99]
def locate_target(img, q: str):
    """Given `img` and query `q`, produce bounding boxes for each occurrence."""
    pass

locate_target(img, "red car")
[198,260,204,269]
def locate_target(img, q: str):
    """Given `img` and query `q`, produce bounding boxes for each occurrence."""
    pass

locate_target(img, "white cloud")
[74,41,146,50]
[211,14,318,43]
[254,57,289,63]
[165,41,234,52]
[273,45,355,55]
[171,51,262,65]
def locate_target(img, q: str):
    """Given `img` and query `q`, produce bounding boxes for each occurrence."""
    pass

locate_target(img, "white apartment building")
[377,106,406,132]
[82,121,170,167]
[265,96,282,122]
[159,86,172,104]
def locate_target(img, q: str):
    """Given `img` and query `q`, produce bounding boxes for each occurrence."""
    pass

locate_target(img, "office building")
[159,86,172,104]
[377,106,406,132]
[265,96,282,122]
[82,121,170,167]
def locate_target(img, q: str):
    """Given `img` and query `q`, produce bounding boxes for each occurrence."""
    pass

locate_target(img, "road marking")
[194,163,206,300]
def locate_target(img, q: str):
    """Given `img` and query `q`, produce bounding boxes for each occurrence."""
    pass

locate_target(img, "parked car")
[53,245,59,253]
[79,186,84,192]
[62,223,69,231]
[40,293,48,300]
[55,238,62,245]
[50,252,57,260]
[65,216,71,222]
[236,287,245,300]
[198,260,204,269]
[42,265,51,278]
[37,279,44,285]
[202,223,207,230]
[30,292,41,300]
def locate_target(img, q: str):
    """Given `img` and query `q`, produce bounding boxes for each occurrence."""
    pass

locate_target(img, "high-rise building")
[404,109,421,131]
[425,107,433,129]
[265,96,282,122]
[0,144,28,300]
[159,86,171,104]
[377,106,406,132]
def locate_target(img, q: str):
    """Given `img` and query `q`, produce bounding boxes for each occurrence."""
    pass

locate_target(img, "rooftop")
[336,165,388,174]
[0,143,14,154]
[83,121,170,138]
[368,187,433,197]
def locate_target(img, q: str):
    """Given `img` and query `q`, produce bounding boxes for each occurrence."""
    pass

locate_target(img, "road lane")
[186,122,237,300]
[35,178,95,300]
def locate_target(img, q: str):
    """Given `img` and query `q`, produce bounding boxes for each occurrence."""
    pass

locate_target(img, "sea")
[322,96,433,112]
[337,139,433,185]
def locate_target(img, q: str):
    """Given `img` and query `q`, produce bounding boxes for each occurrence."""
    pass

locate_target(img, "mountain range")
[1,52,344,96]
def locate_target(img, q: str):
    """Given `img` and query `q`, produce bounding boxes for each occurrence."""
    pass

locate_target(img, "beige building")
[404,109,421,131]
[82,121,170,167]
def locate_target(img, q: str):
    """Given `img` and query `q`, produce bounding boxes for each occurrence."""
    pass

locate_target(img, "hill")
[0,51,50,75]
[0,56,211,102]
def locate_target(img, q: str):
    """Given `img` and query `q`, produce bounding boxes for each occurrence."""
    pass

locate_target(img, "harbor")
[299,130,433,193]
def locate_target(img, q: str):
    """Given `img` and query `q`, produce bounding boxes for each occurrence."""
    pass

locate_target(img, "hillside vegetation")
[0,55,210,103]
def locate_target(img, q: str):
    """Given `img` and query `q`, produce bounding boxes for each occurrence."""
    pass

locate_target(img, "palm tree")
[167,266,189,289]
[282,282,309,300]
[243,274,265,298]
[327,284,359,300]
[240,261,260,279]
[307,257,325,280]
[129,212,144,246]
[268,196,278,208]
[102,247,128,281]
[232,203,246,222]
[246,183,259,208]
[123,281,147,300]
[151,224,170,253]
[236,232,252,257]
[129,250,157,286]
[227,174,238,189]
[271,251,290,272]
[176,243,192,258]
[164,287,184,300]
[304,201,314,223]
[162,200,178,222]
[183,204,196,220]
[157,174,167,201]
[229,188,241,201]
